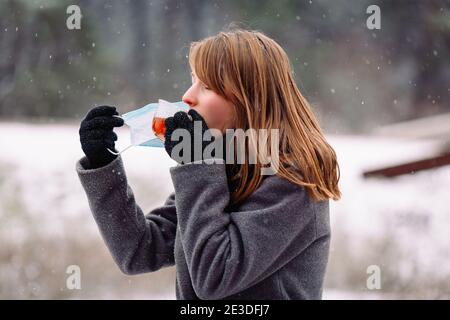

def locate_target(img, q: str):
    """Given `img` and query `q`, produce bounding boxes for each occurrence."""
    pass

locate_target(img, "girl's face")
[182,70,236,133]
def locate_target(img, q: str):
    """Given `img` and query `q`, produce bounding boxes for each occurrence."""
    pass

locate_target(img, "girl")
[77,28,341,300]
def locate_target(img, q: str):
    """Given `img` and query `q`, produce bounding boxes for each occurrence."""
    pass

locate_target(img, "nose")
[182,86,198,109]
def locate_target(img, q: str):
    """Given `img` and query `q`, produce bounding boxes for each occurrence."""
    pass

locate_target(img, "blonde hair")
[188,28,341,205]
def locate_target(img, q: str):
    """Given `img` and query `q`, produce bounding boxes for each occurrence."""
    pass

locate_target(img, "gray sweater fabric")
[76,155,331,300]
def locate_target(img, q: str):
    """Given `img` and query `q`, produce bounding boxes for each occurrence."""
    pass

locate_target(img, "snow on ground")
[0,121,449,299]
[0,121,177,238]
[327,134,450,280]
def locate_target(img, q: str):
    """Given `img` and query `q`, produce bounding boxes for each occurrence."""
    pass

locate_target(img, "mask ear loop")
[106,115,133,156]
[107,144,133,156]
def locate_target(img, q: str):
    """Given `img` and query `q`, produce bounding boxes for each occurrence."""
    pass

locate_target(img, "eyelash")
[191,74,210,90]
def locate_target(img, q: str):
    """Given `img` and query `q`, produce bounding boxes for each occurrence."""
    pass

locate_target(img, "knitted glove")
[79,106,124,169]
[164,109,226,164]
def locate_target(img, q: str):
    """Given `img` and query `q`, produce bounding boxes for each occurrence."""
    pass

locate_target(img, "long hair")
[188,28,341,206]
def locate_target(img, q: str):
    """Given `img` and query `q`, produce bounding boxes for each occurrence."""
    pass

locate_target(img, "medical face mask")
[107,99,189,155]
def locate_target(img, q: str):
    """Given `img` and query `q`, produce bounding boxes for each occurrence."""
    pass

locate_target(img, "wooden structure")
[363,113,450,178]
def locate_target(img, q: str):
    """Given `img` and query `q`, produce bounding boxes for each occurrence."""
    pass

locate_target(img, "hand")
[164,109,222,164]
[79,105,124,168]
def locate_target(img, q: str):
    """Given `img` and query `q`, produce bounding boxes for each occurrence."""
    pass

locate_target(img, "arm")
[76,155,177,275]
[169,160,326,299]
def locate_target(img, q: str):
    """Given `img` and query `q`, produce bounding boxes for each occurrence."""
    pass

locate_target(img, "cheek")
[208,103,234,131]
[210,104,228,123]
[199,96,234,130]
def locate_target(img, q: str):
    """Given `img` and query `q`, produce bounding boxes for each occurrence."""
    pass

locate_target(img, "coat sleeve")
[76,155,177,275]
[169,159,322,300]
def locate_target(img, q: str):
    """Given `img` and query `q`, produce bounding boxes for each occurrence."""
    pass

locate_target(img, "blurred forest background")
[1,0,449,132]
[1,0,450,300]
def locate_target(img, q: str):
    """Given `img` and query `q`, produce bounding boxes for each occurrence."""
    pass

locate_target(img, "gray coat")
[76,155,330,300]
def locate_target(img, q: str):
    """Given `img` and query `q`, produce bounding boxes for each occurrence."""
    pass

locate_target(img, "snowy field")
[0,121,449,299]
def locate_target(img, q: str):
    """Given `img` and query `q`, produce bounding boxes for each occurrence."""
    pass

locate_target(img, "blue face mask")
[108,100,189,155]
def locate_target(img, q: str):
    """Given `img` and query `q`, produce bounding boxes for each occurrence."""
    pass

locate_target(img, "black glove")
[164,109,225,164]
[79,105,124,169]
